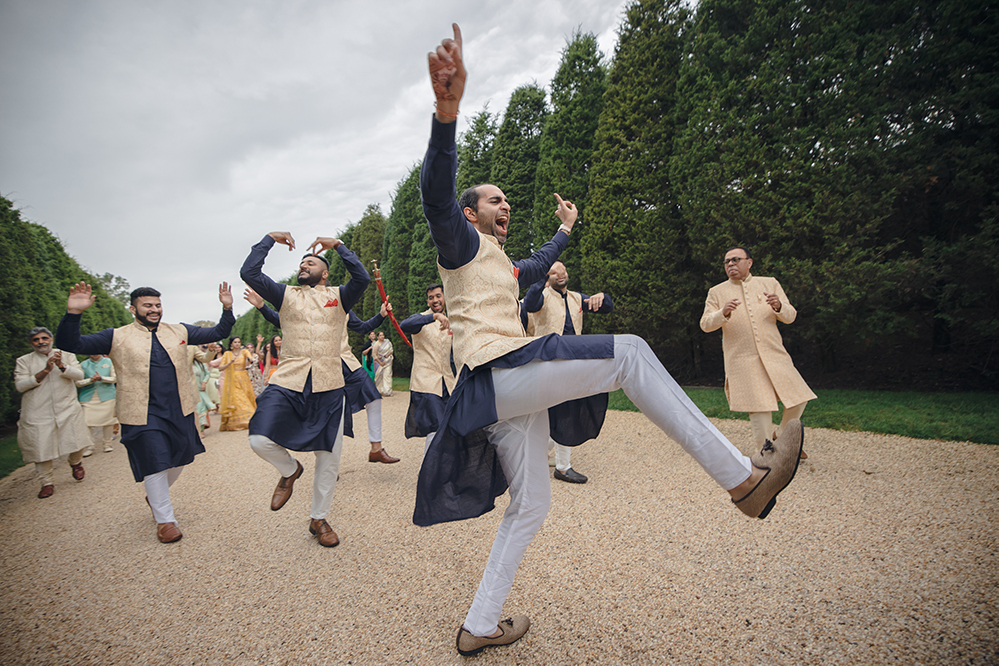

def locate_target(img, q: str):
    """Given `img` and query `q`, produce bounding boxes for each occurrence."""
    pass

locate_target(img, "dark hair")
[426,283,443,295]
[130,287,162,305]
[458,185,488,216]
[26,326,52,341]
[228,337,241,349]
[725,246,753,260]
[268,335,280,359]
[302,253,330,268]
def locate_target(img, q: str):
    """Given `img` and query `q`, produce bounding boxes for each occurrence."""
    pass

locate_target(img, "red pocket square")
[324,299,338,308]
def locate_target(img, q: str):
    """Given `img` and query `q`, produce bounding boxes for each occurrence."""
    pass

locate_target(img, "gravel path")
[1,392,996,665]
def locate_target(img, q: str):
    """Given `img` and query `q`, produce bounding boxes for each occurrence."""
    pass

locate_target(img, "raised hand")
[380,301,392,317]
[428,23,465,121]
[243,287,264,309]
[764,291,782,312]
[268,232,296,251]
[67,282,95,314]
[553,193,578,231]
[219,282,233,309]
[307,237,341,255]
[433,312,451,331]
[585,293,605,312]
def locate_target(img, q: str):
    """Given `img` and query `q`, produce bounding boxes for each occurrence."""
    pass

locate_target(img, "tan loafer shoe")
[270,460,304,511]
[734,419,804,519]
[368,448,400,464]
[309,519,340,548]
[157,522,183,543]
[456,615,531,656]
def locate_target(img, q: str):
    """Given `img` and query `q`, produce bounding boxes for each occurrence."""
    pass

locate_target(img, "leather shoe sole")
[368,448,400,464]
[554,467,588,484]
[456,615,531,656]
[734,419,804,519]
[309,519,340,548]
[270,460,304,511]
[157,522,183,543]
[71,463,85,481]
[37,485,54,499]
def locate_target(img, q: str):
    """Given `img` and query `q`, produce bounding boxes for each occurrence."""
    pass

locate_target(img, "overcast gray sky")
[0,0,630,324]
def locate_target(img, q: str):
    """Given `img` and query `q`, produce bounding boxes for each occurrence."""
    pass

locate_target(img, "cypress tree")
[382,163,423,373]
[532,31,608,289]
[457,108,498,193]
[489,84,548,261]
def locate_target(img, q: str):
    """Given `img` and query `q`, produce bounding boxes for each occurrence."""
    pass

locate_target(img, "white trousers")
[463,334,752,636]
[144,466,184,524]
[248,402,346,520]
[365,399,382,442]
[548,438,573,472]
[89,425,114,446]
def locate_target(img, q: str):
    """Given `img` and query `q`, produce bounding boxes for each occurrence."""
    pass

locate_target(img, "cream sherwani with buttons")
[700,273,816,412]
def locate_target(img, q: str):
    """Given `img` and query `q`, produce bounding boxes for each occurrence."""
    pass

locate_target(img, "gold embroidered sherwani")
[700,273,816,412]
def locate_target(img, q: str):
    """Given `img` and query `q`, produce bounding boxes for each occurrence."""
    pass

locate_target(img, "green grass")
[608,387,999,445]
[0,435,24,480]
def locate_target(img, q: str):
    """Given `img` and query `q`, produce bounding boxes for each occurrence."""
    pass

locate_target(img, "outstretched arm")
[184,282,235,344]
[581,291,614,314]
[513,194,576,286]
[56,282,114,355]
[347,309,386,335]
[240,234,291,309]
[522,276,548,314]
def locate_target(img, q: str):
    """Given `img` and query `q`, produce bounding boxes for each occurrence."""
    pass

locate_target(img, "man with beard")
[57,284,234,542]
[417,24,805,656]
[398,284,457,453]
[240,233,368,549]
[522,261,613,484]
[244,287,400,465]
[14,327,90,498]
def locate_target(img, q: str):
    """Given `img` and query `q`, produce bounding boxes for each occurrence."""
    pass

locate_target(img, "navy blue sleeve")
[420,116,480,269]
[399,312,435,334]
[55,313,113,355]
[581,292,614,315]
[257,305,281,328]
[347,310,384,334]
[335,244,370,314]
[513,232,569,288]
[184,309,236,344]
[522,278,547,314]
[240,235,287,309]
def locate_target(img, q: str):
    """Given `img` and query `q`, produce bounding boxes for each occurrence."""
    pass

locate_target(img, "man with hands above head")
[417,24,805,657]
[56,282,235,543]
[240,231,369,549]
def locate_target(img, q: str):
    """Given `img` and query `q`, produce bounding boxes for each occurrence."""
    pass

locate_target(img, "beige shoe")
[456,615,530,656]
[734,419,804,519]
[157,522,183,543]
[103,445,113,453]
[82,446,94,458]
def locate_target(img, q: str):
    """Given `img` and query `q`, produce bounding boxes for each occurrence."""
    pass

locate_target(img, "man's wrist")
[558,224,572,236]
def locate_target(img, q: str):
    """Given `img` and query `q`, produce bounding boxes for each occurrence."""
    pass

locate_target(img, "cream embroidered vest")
[339,325,362,373]
[410,309,457,395]
[528,287,583,337]
[269,285,346,392]
[438,232,536,371]
[110,321,196,425]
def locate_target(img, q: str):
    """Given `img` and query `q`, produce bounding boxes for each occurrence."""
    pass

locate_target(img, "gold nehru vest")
[110,320,197,425]
[338,325,362,373]
[527,286,583,337]
[438,231,536,372]
[268,285,347,392]
[410,308,457,396]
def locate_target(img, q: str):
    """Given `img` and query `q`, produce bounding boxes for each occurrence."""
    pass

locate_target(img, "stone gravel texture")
[1,393,996,665]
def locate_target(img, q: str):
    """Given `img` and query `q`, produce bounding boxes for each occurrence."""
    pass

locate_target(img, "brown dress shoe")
[157,522,183,543]
[37,484,55,499]
[309,518,340,548]
[270,460,304,511]
[368,448,400,464]
[71,463,85,481]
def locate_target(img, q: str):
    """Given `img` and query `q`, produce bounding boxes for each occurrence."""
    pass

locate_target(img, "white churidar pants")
[248,399,346,520]
[365,399,381,442]
[462,334,752,636]
[548,438,573,472]
[144,466,184,524]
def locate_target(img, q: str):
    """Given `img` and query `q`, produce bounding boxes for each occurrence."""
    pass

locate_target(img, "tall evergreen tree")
[489,84,548,261]
[407,217,440,318]
[581,0,696,370]
[532,31,608,289]
[382,163,423,373]
[457,107,498,193]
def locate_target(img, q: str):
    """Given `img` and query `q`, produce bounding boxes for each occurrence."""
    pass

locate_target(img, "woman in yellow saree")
[218,337,257,431]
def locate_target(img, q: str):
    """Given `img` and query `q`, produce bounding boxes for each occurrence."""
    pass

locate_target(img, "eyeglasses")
[723,257,748,265]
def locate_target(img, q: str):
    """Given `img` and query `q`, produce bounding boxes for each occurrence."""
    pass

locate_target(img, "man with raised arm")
[522,261,614,484]
[240,233,369,548]
[245,287,400,465]
[56,284,233,543]
[417,24,805,656]
[398,284,457,453]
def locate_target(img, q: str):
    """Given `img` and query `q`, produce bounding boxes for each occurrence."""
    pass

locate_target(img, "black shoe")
[554,467,588,484]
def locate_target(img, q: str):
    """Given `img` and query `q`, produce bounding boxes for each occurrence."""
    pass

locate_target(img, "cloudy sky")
[1,0,631,324]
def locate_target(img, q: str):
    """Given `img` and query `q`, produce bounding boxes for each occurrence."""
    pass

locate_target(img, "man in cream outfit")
[700,246,816,458]
[14,327,90,498]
